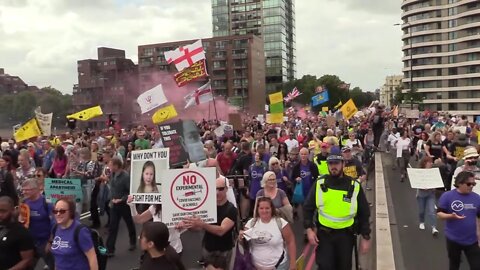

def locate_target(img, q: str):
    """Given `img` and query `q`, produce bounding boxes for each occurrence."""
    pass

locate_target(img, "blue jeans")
[416,190,437,227]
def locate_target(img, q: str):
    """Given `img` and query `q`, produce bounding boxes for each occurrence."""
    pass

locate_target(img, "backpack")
[52,224,108,270]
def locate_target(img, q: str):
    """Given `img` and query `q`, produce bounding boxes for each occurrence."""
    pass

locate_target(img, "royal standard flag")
[269,92,283,104]
[67,105,103,121]
[14,118,42,142]
[340,99,358,120]
[152,104,178,124]
[311,91,329,107]
[270,102,284,114]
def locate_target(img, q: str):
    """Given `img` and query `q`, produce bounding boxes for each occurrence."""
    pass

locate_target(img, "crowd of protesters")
[2,101,480,269]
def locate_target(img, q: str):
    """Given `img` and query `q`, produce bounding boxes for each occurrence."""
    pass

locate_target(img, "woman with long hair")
[416,156,439,236]
[51,145,67,178]
[138,222,185,270]
[127,197,184,256]
[0,155,18,205]
[136,161,158,213]
[240,197,296,270]
[424,131,445,162]
[276,142,289,163]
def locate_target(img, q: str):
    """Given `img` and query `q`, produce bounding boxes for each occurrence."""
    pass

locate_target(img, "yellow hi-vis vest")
[315,178,360,229]
[313,156,329,176]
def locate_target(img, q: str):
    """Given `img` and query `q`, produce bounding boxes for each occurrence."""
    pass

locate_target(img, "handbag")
[292,182,304,204]
[232,239,255,270]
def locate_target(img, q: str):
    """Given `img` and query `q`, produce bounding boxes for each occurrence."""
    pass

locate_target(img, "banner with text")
[44,178,83,204]
[130,148,169,204]
[161,168,217,228]
[159,120,206,167]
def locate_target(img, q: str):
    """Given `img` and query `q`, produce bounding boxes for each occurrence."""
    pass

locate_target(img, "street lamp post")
[395,23,414,109]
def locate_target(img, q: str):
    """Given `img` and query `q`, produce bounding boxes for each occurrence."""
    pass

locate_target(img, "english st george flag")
[284,87,301,102]
[164,40,206,72]
[184,81,213,109]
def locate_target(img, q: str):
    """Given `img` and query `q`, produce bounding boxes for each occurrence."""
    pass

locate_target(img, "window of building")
[448,80,458,87]
[448,91,457,99]
[437,103,442,111]
[143,48,154,57]
[448,67,458,75]
[448,103,457,110]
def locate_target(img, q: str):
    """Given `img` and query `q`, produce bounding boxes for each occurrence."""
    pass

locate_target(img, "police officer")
[303,154,371,270]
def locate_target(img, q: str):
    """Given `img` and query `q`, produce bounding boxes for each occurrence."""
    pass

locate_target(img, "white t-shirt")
[147,205,183,253]
[285,139,299,152]
[387,133,400,147]
[396,137,411,158]
[245,218,287,268]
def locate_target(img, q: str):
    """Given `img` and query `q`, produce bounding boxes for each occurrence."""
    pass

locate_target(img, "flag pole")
[211,89,219,121]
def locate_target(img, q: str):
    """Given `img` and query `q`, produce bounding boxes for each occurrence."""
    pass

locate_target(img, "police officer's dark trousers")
[316,227,355,270]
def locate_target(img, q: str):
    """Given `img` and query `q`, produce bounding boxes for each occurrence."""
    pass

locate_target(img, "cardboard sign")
[44,178,83,204]
[405,109,420,119]
[161,168,217,228]
[407,168,445,189]
[228,113,242,131]
[130,148,169,204]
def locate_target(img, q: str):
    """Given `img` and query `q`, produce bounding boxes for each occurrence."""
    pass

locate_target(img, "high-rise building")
[380,75,403,108]
[212,0,296,92]
[0,68,39,94]
[138,34,266,114]
[73,47,138,129]
[401,0,480,116]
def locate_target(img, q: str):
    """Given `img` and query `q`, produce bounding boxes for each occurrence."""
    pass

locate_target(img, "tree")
[12,92,36,121]
[349,87,375,108]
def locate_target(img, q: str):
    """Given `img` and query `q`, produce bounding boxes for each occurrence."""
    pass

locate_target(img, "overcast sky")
[0,0,403,94]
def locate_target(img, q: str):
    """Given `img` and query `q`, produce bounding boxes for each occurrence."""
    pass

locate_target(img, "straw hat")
[463,147,479,160]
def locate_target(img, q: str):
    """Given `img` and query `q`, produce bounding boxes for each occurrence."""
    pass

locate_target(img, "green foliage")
[393,85,424,106]
[281,74,374,111]
[0,87,72,127]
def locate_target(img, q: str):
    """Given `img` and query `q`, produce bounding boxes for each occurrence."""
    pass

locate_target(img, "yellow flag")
[269,92,283,104]
[14,118,42,142]
[266,113,284,124]
[152,104,178,124]
[67,105,103,121]
[322,107,329,112]
[334,100,343,109]
[340,99,358,120]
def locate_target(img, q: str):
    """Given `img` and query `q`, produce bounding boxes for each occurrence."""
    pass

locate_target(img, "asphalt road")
[36,174,376,270]
[381,152,468,270]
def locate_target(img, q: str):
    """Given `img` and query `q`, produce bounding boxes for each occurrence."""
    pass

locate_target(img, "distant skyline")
[0,0,403,93]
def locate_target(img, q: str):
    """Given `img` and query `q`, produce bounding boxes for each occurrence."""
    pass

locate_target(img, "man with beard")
[303,155,371,270]
[0,196,35,270]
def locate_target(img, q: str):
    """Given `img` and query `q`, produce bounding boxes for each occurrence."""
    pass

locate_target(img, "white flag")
[137,84,168,114]
[184,81,213,109]
[34,107,52,136]
[164,40,206,72]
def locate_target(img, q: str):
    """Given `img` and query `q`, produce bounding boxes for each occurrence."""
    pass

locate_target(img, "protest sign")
[130,148,169,204]
[257,114,264,123]
[44,178,83,204]
[228,113,242,131]
[407,168,445,189]
[405,109,420,119]
[162,168,217,228]
[159,120,206,167]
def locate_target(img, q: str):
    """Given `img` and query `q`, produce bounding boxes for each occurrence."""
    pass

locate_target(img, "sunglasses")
[52,209,68,215]
[216,187,226,191]
[465,182,477,187]
[36,174,43,178]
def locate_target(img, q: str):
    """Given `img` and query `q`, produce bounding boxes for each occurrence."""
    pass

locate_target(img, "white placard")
[162,167,217,228]
[130,148,169,204]
[407,168,444,189]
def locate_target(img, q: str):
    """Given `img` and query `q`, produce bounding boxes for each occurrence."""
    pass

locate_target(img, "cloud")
[0,0,402,95]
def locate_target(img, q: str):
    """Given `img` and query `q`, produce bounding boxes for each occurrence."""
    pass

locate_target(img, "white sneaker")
[432,227,439,236]
[419,223,425,230]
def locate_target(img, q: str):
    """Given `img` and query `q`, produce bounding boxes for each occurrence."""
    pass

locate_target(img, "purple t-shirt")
[300,163,313,196]
[249,163,267,200]
[25,196,53,245]
[51,220,94,270]
[438,190,480,245]
[275,169,288,192]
